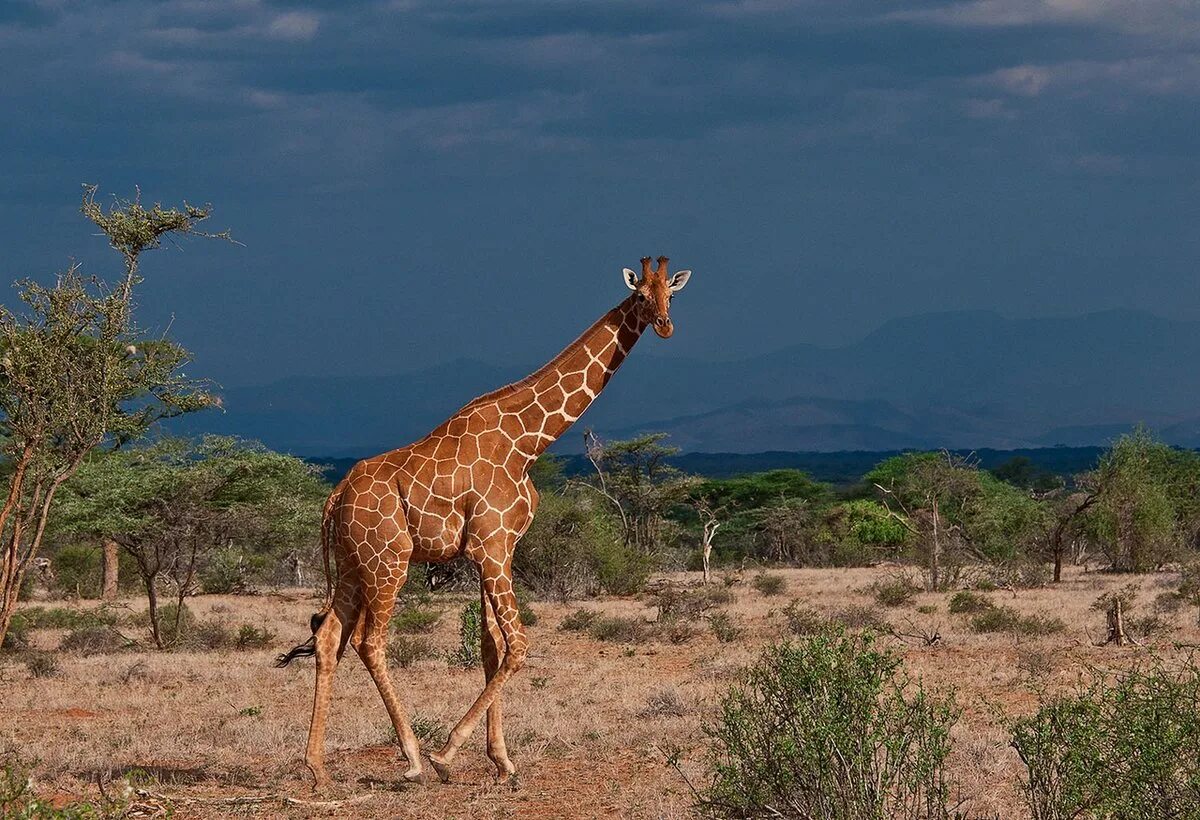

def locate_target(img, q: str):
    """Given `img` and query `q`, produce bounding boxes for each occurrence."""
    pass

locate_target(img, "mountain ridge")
[173,308,1200,456]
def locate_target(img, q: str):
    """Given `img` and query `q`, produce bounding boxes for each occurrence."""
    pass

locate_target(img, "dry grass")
[1,566,1195,818]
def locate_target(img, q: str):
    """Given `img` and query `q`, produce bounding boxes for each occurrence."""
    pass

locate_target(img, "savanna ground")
[3,565,1194,819]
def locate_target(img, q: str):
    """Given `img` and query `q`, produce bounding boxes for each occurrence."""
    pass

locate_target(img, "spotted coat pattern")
[300,257,688,789]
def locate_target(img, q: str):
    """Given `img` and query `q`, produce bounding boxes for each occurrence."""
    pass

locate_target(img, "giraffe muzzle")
[653,316,674,338]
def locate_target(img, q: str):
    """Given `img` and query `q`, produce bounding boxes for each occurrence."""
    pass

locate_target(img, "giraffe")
[277,255,693,790]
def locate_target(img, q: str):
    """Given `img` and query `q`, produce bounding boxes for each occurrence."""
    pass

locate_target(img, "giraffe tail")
[275,484,342,669]
[274,611,328,668]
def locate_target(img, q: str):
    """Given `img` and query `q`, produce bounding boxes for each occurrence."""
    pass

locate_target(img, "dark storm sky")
[1,1,1198,389]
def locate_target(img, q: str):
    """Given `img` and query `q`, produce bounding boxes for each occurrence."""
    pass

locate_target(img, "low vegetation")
[692,631,960,819]
[1011,659,1200,817]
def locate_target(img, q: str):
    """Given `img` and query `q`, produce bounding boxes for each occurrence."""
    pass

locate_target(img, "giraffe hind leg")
[303,590,358,791]
[356,560,428,785]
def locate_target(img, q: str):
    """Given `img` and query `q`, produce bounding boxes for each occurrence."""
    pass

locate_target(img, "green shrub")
[2,617,30,650]
[448,600,482,668]
[50,544,103,598]
[872,576,919,607]
[153,602,196,648]
[781,600,828,636]
[59,626,127,656]
[694,631,959,819]
[1,758,117,818]
[25,652,60,678]
[948,590,994,614]
[513,491,643,600]
[16,606,117,630]
[199,547,262,594]
[516,586,539,627]
[593,540,653,596]
[969,605,1064,636]
[589,616,651,644]
[654,584,733,622]
[235,624,275,650]
[560,609,600,632]
[832,605,890,633]
[191,620,235,650]
[664,621,698,644]
[391,604,441,634]
[750,573,786,597]
[709,612,742,643]
[387,635,436,668]
[1011,658,1200,818]
[640,687,688,718]
[410,714,448,746]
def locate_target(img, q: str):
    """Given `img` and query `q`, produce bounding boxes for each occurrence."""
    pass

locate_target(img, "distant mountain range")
[176,308,1200,456]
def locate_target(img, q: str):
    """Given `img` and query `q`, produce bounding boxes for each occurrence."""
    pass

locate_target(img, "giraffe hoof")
[427,755,452,784]
[501,771,521,791]
[403,767,429,786]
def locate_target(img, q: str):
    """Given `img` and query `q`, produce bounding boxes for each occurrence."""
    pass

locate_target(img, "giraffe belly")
[407,506,467,564]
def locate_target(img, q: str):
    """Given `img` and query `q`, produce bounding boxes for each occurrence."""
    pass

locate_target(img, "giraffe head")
[622,256,692,338]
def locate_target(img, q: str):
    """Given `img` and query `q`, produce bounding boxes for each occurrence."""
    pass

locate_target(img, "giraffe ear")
[622,268,639,291]
[669,270,692,293]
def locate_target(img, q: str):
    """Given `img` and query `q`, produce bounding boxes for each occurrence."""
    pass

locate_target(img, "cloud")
[986,64,1052,96]
[266,11,319,41]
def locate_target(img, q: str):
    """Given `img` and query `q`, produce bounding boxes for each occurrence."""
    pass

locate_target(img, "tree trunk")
[146,580,162,649]
[1105,598,1127,646]
[0,566,25,647]
[1053,546,1063,584]
[929,502,942,592]
[102,540,120,600]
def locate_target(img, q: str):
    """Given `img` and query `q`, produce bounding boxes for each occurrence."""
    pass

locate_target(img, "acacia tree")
[53,437,326,647]
[580,430,698,554]
[869,452,981,591]
[0,187,228,646]
[1081,429,1198,573]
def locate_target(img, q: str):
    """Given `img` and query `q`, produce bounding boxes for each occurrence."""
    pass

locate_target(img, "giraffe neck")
[462,295,649,464]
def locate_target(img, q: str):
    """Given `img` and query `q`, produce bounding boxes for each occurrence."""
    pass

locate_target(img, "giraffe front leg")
[482,580,517,782]
[429,549,527,783]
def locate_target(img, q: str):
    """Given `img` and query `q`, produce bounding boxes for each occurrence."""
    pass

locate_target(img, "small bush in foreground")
[15,606,118,630]
[2,619,30,650]
[2,758,118,818]
[693,631,959,819]
[391,605,441,634]
[750,573,786,597]
[559,608,600,633]
[654,584,734,621]
[387,636,436,668]
[25,652,60,678]
[447,600,482,668]
[781,599,828,636]
[60,626,127,656]
[589,616,652,644]
[832,604,890,633]
[1011,658,1200,818]
[872,576,920,607]
[235,625,274,650]
[970,605,1064,636]
[948,590,994,614]
[708,612,742,643]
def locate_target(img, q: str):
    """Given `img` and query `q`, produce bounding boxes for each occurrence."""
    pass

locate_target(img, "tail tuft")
[274,610,329,668]
[274,639,315,668]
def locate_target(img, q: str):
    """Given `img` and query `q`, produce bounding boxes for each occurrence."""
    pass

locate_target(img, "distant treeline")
[309,446,1109,486]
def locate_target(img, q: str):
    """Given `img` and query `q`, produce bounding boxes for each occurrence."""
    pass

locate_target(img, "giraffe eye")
[637,293,646,303]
